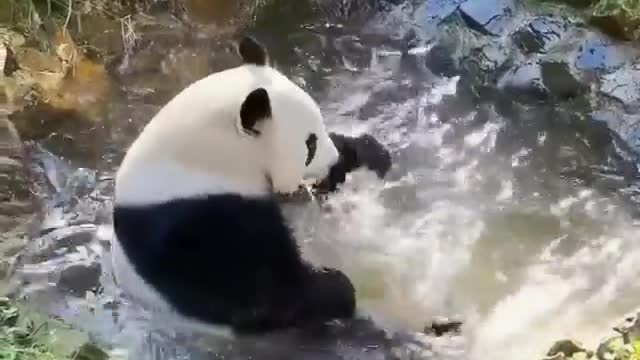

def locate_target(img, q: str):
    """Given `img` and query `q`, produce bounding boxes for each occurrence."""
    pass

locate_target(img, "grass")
[0,297,59,360]
[0,297,110,360]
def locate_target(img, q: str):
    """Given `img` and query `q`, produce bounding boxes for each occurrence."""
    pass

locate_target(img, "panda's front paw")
[353,133,392,178]
[314,133,391,193]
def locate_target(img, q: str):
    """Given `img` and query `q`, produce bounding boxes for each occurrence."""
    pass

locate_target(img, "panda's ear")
[240,88,271,136]
[238,36,269,66]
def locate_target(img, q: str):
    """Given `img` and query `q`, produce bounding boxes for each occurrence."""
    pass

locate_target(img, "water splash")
[297,59,640,360]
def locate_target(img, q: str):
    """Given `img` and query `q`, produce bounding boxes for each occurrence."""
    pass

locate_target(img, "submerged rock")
[425,43,458,77]
[459,0,518,36]
[540,61,589,99]
[497,60,546,100]
[4,26,110,129]
[600,62,640,110]
[575,35,630,72]
[415,0,467,26]
[512,16,570,54]
[25,225,97,263]
[58,262,102,296]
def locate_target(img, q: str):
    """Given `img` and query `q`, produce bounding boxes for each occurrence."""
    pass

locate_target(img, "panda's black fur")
[113,36,391,335]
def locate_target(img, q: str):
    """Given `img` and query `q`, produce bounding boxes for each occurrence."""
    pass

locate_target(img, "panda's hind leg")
[293,266,356,327]
[230,265,356,335]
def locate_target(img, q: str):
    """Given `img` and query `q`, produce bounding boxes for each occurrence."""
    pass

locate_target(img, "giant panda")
[111,35,391,336]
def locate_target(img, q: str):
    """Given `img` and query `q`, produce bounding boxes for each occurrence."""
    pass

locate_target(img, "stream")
[2,0,640,359]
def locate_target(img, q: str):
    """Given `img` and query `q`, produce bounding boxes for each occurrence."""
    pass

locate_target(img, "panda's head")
[115,36,339,204]
[234,37,340,194]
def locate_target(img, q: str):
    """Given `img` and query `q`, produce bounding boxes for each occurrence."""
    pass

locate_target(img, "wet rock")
[2,42,19,78]
[613,311,640,343]
[23,225,97,263]
[546,339,591,358]
[0,27,26,49]
[4,27,110,122]
[415,0,467,27]
[424,316,463,336]
[575,35,630,73]
[13,46,65,74]
[592,110,640,154]
[436,76,480,122]
[0,114,22,159]
[70,342,109,360]
[0,116,31,277]
[69,14,125,61]
[600,62,640,110]
[512,16,570,54]
[541,61,588,99]
[58,262,102,296]
[115,38,233,105]
[459,0,518,36]
[9,104,105,165]
[0,235,27,281]
[425,43,458,77]
[3,60,105,160]
[497,61,546,100]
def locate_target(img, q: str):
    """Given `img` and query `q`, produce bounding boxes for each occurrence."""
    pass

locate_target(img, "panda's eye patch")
[305,133,317,166]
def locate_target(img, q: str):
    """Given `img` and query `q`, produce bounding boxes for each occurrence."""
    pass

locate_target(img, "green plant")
[629,339,640,360]
[592,0,640,18]
[0,298,58,360]
[6,0,128,34]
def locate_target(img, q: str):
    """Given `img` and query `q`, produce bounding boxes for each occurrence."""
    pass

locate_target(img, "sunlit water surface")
[8,5,640,360]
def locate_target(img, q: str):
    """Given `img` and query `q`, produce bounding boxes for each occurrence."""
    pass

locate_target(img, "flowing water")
[5,1,640,359]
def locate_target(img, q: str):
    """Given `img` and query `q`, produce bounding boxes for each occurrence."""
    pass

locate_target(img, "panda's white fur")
[115,57,339,206]
[110,36,367,336]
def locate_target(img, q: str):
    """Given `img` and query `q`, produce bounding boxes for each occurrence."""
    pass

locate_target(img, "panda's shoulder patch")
[238,36,268,66]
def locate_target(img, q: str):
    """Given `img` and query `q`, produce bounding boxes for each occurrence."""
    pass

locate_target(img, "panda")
[111,35,391,336]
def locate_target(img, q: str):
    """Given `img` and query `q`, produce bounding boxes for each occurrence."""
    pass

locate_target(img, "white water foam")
[289,62,640,360]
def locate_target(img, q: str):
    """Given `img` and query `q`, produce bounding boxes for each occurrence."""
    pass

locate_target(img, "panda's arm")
[315,133,392,193]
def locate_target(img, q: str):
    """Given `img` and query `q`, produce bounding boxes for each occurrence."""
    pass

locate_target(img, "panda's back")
[112,192,308,327]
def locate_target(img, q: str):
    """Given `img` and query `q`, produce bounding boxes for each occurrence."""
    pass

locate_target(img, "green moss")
[536,0,640,40]
[590,0,640,40]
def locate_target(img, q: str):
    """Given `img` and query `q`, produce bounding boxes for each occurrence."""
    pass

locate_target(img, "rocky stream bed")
[1,0,640,359]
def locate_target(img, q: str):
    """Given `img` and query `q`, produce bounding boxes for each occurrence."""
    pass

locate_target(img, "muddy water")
[4,0,640,359]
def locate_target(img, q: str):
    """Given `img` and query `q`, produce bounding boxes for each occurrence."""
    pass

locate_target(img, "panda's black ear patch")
[238,36,268,66]
[240,88,271,136]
